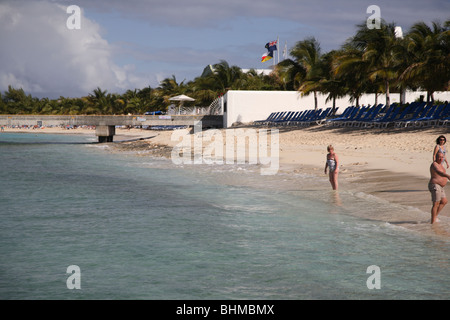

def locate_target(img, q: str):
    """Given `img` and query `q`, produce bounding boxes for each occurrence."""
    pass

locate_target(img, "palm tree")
[400,20,450,102]
[292,38,324,110]
[347,21,404,107]
[188,60,248,106]
[2,86,35,114]
[276,38,323,109]
[158,75,188,106]
[275,57,305,90]
[86,87,109,114]
[333,45,371,107]
[319,51,347,113]
[209,60,244,92]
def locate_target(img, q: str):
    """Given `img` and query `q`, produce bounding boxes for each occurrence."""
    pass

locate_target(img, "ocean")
[0,132,449,300]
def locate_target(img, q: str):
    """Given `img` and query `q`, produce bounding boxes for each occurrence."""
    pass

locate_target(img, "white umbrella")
[169,95,195,114]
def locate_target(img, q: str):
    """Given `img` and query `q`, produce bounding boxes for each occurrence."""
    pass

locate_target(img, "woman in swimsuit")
[324,144,339,190]
[433,135,449,169]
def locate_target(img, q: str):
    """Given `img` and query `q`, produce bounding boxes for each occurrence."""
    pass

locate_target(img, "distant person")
[433,135,449,169]
[428,152,450,224]
[324,144,339,190]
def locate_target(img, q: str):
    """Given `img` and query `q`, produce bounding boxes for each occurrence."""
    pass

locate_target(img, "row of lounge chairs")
[253,107,337,127]
[327,102,450,128]
[254,101,450,129]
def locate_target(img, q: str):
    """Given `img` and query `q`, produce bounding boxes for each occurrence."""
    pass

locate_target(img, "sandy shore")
[3,124,450,235]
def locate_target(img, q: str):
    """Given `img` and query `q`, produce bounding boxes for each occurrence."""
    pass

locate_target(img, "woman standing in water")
[433,135,449,169]
[324,144,339,190]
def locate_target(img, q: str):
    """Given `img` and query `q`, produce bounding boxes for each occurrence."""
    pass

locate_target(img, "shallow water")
[0,133,448,299]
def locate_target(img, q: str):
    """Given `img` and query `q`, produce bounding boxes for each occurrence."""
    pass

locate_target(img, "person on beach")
[324,144,339,190]
[428,152,450,224]
[433,135,449,169]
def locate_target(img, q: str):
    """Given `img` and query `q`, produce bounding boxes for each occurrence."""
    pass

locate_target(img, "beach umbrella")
[169,95,195,114]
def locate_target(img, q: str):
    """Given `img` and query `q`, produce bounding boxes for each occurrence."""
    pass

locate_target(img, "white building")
[219,90,450,127]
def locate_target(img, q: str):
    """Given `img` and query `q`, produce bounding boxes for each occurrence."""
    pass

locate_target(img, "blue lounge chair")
[328,106,360,127]
[273,111,295,125]
[267,111,287,125]
[438,103,450,127]
[415,104,446,127]
[261,112,284,126]
[392,102,423,128]
[410,104,438,127]
[376,104,413,128]
[253,112,277,126]
[427,104,450,127]
[286,111,305,125]
[354,104,383,127]
[395,103,428,128]
[314,108,332,125]
[278,111,301,126]
[342,106,368,127]
[364,104,394,128]
[302,108,325,126]
[324,106,353,126]
[297,109,320,126]
[292,109,314,125]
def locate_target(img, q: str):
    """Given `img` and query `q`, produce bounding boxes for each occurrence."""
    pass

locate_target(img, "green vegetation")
[1,19,449,115]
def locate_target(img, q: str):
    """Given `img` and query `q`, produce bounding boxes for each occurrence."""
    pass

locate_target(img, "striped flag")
[261,51,273,62]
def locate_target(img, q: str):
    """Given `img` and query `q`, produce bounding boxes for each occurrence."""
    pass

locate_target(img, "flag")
[265,40,277,52]
[261,51,273,62]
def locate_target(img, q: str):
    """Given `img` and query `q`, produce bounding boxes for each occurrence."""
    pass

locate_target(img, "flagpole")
[277,36,279,65]
[273,38,276,66]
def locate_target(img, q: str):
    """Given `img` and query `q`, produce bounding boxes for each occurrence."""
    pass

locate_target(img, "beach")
[3,124,450,234]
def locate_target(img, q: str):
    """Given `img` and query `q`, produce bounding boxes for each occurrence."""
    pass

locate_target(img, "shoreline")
[3,125,450,236]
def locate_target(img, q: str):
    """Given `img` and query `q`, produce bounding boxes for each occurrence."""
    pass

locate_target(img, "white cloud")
[0,0,149,98]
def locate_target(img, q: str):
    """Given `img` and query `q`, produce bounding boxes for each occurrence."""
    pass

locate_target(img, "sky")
[0,0,449,99]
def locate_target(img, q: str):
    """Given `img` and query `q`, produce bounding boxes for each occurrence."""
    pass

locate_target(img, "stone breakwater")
[110,140,173,158]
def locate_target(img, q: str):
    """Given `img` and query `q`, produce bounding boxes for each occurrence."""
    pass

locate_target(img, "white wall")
[223,90,450,127]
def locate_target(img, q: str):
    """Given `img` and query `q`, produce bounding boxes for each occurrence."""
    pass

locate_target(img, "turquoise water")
[0,132,449,299]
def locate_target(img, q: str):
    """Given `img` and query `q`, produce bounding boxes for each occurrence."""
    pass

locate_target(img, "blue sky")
[0,0,449,98]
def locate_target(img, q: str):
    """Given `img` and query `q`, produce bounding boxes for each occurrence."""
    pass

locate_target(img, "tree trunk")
[427,91,435,103]
[314,91,318,110]
[385,80,390,107]
[400,87,405,105]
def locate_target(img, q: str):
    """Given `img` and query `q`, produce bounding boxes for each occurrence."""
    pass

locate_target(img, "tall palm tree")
[333,46,368,107]
[347,21,403,107]
[319,51,347,113]
[86,87,109,114]
[276,38,323,109]
[400,20,450,102]
[292,37,324,110]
